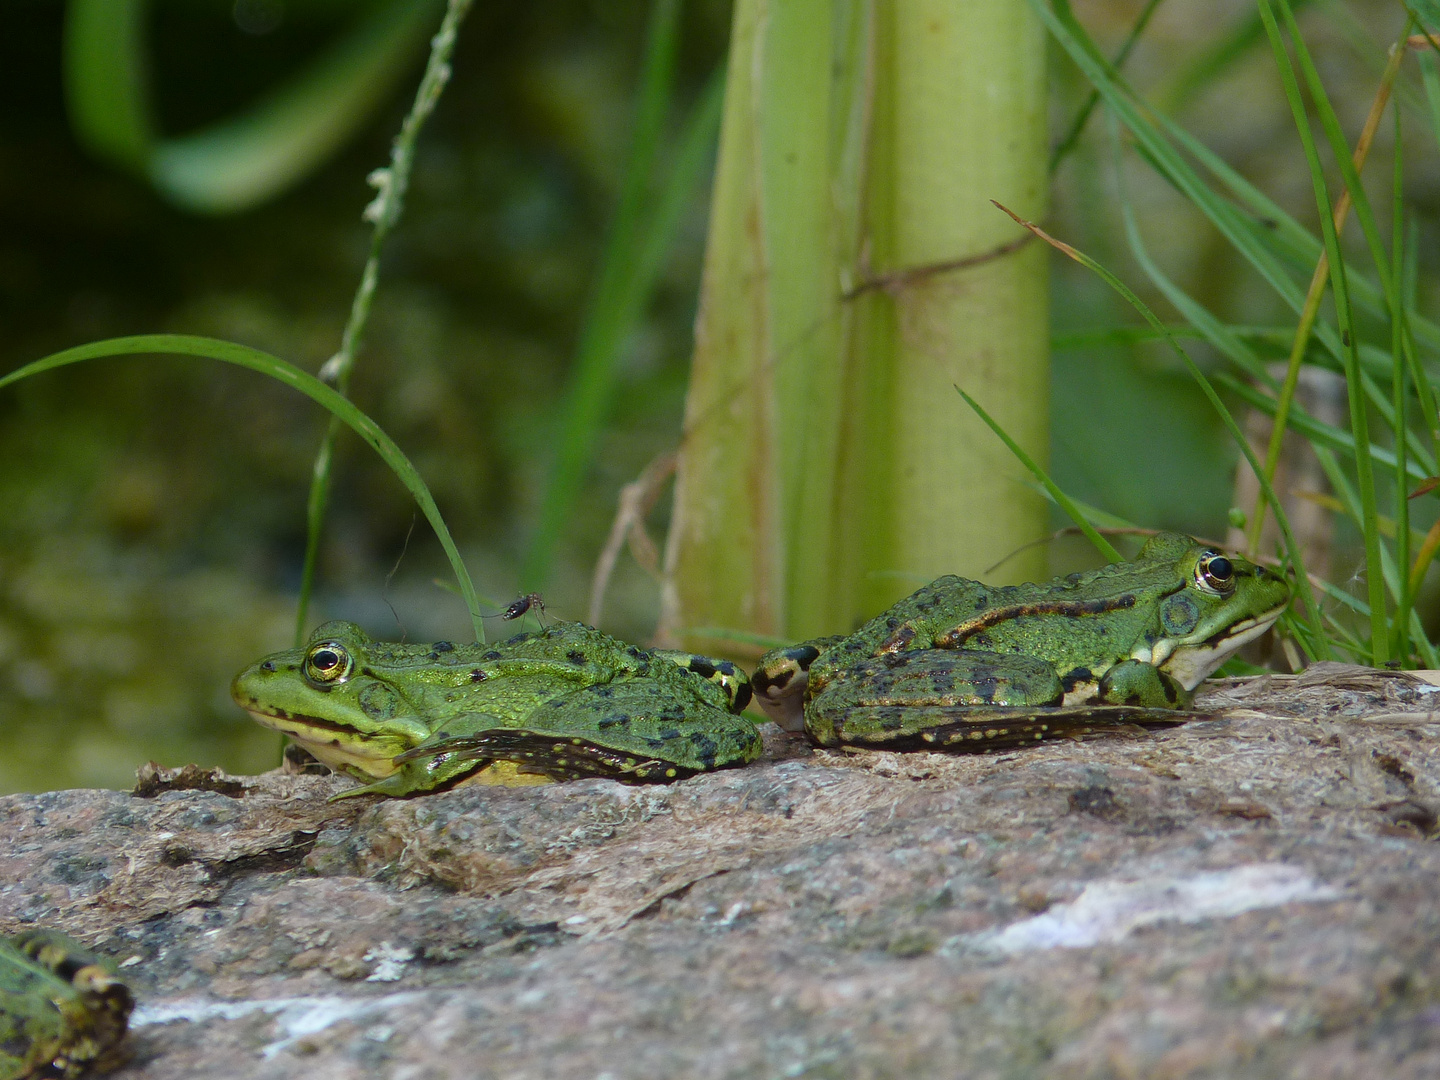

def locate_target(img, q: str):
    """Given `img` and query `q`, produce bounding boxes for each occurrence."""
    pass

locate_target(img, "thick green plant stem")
[660,0,1049,652]
[295,0,473,647]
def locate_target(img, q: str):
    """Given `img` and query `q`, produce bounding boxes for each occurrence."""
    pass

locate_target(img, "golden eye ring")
[304,642,353,685]
[1197,553,1235,594]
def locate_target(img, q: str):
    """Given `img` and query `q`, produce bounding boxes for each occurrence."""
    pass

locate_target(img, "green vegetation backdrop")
[0,0,1435,791]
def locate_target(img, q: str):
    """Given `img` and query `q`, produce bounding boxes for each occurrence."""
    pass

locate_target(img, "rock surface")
[4,665,1440,1078]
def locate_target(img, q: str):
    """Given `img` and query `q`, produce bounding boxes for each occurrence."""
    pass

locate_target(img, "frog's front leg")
[752,636,844,731]
[330,715,512,799]
[805,649,1064,747]
[1092,659,1192,709]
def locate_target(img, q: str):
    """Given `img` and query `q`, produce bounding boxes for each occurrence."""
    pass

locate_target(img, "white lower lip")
[244,710,397,778]
[1163,604,1287,690]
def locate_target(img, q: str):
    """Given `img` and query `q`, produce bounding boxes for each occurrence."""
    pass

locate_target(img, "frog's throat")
[1143,603,1287,691]
[240,708,416,778]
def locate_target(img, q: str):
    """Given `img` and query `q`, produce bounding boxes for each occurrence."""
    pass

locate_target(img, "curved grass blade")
[1260,0,1385,663]
[1037,0,1440,369]
[1218,374,1428,483]
[64,0,442,213]
[296,0,472,646]
[992,202,1329,657]
[524,14,726,591]
[1049,0,1165,175]
[955,388,1123,565]
[0,334,485,642]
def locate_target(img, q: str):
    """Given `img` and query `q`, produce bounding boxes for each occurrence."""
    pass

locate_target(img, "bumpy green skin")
[0,933,132,1080]
[752,533,1291,751]
[233,620,762,796]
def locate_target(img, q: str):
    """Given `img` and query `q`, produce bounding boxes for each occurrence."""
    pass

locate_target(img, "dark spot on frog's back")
[433,641,454,653]
[567,650,588,665]
[790,644,822,667]
[470,669,487,682]
[596,686,614,698]
[599,713,630,729]
[688,731,718,767]
[688,658,717,679]
[482,650,502,661]
[1062,667,1093,692]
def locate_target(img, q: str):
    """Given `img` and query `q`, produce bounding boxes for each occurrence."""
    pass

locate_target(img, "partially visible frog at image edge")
[0,931,132,1080]
[751,532,1292,751]
[233,620,761,797]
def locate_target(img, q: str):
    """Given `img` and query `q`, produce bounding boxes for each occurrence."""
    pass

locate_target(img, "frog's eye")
[304,642,353,685]
[1196,553,1235,594]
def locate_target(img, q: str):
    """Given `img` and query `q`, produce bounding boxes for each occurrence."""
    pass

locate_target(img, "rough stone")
[5,666,1440,1077]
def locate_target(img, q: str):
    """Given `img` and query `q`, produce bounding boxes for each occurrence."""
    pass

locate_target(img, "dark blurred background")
[0,0,1429,790]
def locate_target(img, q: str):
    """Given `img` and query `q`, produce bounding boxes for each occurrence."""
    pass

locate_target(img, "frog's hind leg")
[821,704,1189,752]
[396,681,763,784]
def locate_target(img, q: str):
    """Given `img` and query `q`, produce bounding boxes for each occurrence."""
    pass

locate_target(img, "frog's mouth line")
[242,708,405,778]
[243,708,359,736]
[1162,602,1288,690]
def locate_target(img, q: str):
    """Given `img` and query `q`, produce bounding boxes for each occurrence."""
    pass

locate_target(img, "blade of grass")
[1310,446,1438,664]
[1107,118,1277,390]
[992,201,1329,656]
[1393,99,1412,662]
[1246,23,1407,555]
[0,334,484,641]
[1218,373,1428,483]
[1040,0,1440,374]
[1049,0,1165,175]
[296,0,472,646]
[956,388,1123,564]
[524,25,729,591]
[1159,1,1311,110]
[1260,0,1385,664]
[1038,0,1347,378]
[1411,517,1440,595]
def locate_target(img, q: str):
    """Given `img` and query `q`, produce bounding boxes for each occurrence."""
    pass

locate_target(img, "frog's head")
[1134,533,1292,689]
[230,620,430,779]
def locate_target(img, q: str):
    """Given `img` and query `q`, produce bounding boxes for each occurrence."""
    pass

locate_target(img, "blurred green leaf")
[524,0,725,591]
[64,0,441,213]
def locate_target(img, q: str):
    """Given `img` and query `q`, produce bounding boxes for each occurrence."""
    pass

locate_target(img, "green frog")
[751,533,1291,750]
[0,932,132,1080]
[232,620,762,797]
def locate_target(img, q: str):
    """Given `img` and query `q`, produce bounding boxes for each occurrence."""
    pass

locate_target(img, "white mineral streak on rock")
[132,991,428,1058]
[965,864,1343,954]
[363,940,416,982]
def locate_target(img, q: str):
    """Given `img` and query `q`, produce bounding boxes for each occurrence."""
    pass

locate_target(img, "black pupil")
[1206,556,1233,581]
[312,649,340,671]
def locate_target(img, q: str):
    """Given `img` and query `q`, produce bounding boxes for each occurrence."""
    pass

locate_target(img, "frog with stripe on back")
[750,533,1291,751]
